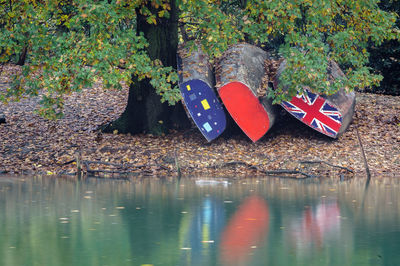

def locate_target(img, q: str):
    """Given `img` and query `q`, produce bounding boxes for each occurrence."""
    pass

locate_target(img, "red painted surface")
[219,82,270,142]
[219,196,269,266]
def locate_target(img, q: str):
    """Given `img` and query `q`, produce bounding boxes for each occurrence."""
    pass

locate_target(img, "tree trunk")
[103,0,189,135]
[16,46,28,66]
[0,113,5,124]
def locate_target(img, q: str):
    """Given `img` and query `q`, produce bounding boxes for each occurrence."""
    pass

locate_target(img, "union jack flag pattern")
[281,89,343,138]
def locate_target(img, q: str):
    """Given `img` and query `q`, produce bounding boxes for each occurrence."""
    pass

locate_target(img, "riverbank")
[1,64,399,178]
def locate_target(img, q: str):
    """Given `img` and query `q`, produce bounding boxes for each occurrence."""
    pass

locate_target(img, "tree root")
[66,159,160,178]
[65,158,352,180]
[174,149,182,179]
[355,127,371,180]
[207,161,317,178]
[299,160,354,173]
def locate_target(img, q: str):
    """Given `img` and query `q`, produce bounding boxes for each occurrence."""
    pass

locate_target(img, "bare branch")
[299,160,354,173]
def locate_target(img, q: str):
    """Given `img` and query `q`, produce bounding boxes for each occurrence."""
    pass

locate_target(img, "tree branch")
[356,126,371,179]
[299,160,354,173]
[206,161,317,178]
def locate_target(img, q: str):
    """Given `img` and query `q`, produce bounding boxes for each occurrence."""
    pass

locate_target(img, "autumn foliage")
[0,0,398,118]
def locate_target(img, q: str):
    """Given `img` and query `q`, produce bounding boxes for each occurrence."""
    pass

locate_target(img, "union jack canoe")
[274,60,356,138]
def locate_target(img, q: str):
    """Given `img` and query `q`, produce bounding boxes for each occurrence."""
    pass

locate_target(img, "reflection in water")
[288,201,340,252]
[0,176,400,266]
[179,197,225,266]
[219,196,269,266]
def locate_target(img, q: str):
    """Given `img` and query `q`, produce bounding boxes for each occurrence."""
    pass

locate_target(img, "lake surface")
[0,176,400,266]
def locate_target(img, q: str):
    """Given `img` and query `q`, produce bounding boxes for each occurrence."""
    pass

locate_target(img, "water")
[1,176,400,266]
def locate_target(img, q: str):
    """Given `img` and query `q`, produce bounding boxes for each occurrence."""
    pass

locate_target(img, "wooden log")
[178,44,227,142]
[215,43,277,142]
[178,44,214,85]
[274,60,356,138]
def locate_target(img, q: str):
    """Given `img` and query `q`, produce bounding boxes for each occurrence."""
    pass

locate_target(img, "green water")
[0,176,400,266]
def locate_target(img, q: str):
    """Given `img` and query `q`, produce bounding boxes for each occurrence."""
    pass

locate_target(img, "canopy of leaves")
[181,0,399,102]
[0,0,398,118]
[0,0,178,118]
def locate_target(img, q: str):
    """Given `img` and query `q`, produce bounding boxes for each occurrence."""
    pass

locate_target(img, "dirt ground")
[1,64,399,179]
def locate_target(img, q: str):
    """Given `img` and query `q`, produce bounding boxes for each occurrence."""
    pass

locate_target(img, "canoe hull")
[216,43,277,142]
[179,79,226,141]
[275,60,356,138]
[219,81,270,142]
[178,45,227,141]
[281,89,345,138]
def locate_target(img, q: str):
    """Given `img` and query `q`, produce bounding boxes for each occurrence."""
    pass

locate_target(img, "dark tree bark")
[16,46,28,66]
[0,112,5,124]
[103,0,190,135]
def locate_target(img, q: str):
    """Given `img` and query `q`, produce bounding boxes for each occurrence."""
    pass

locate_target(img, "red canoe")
[216,43,277,142]
[219,81,271,142]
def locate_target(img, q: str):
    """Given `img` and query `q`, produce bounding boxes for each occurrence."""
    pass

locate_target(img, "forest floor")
[1,64,399,179]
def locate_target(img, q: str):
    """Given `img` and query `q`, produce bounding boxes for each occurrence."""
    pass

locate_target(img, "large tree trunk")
[0,113,5,124]
[16,46,28,66]
[103,0,189,135]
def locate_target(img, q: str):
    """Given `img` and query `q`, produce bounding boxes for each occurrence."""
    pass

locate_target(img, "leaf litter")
[1,64,399,178]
